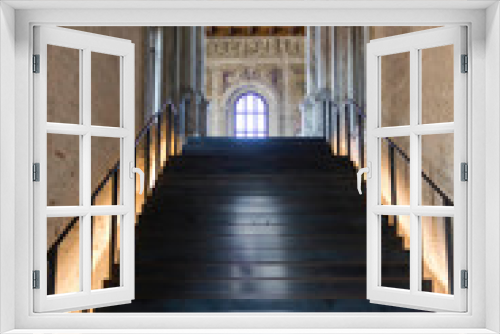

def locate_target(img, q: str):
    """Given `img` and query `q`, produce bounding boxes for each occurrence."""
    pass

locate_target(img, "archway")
[221,82,280,137]
[234,92,269,138]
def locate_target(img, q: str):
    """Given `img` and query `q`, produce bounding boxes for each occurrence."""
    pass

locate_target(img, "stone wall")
[370,26,454,206]
[46,27,147,297]
[47,27,147,249]
[371,26,454,294]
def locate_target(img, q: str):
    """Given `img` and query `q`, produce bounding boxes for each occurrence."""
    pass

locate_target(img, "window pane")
[257,99,265,114]
[246,114,255,132]
[91,137,121,206]
[47,134,79,206]
[380,137,410,206]
[91,52,121,127]
[92,215,121,290]
[381,52,410,127]
[421,45,454,124]
[236,114,245,131]
[257,115,266,132]
[381,215,410,290]
[421,216,454,295]
[47,45,80,124]
[236,99,244,113]
[247,94,255,111]
[421,134,454,206]
[235,93,268,138]
[47,217,80,295]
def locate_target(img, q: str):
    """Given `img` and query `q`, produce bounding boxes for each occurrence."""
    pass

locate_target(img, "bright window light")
[234,92,268,138]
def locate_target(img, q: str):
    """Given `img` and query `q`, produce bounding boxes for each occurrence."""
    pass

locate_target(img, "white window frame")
[0,1,498,333]
[365,26,468,313]
[32,26,136,313]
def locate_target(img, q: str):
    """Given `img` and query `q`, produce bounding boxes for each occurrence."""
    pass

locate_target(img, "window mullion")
[78,48,84,293]
[253,94,257,137]
[409,47,420,293]
[82,48,92,294]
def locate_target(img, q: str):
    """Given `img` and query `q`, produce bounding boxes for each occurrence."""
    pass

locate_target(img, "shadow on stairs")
[98,137,428,312]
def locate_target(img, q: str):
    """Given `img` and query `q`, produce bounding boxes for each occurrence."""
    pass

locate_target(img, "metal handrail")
[319,99,454,203]
[47,100,179,295]
[320,98,454,294]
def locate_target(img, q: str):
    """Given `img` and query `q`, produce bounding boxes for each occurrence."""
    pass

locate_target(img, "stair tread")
[97,137,419,312]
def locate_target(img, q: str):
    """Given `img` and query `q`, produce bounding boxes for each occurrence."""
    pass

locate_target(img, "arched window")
[234,92,268,138]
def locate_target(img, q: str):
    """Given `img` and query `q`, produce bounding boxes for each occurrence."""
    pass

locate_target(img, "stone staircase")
[98,137,428,312]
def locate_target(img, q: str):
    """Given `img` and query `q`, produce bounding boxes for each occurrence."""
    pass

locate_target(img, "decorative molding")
[206,36,304,59]
[219,65,283,95]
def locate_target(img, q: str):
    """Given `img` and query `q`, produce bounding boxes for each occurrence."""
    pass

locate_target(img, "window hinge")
[461,54,468,73]
[461,270,468,289]
[33,163,40,182]
[461,162,468,181]
[33,54,40,73]
[33,270,40,289]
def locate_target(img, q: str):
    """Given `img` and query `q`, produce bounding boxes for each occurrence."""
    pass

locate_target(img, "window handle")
[129,162,144,195]
[357,162,371,195]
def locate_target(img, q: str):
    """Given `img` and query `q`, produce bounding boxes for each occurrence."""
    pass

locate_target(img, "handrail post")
[443,197,454,295]
[110,171,118,286]
[358,107,364,169]
[322,99,327,140]
[328,101,332,145]
[47,248,57,295]
[145,129,151,194]
[156,113,161,176]
[195,94,200,137]
[205,103,209,137]
[173,107,178,155]
[389,142,396,206]
[165,105,171,160]
[336,105,340,155]
[181,98,187,148]
[345,104,351,160]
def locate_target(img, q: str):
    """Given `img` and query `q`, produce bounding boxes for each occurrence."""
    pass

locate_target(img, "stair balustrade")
[46,92,453,302]
[46,99,200,299]
[320,98,454,295]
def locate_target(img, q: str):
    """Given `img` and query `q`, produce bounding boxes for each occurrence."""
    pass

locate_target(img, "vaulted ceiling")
[206,26,305,37]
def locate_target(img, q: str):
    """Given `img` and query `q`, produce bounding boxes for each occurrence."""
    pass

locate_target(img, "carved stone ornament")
[207,36,305,59]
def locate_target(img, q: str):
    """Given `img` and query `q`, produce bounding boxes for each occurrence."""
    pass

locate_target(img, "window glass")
[234,93,268,137]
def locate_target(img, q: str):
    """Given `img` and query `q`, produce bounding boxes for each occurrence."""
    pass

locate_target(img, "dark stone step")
[132,279,409,299]
[160,173,358,181]
[142,197,365,213]
[181,147,333,156]
[164,167,353,174]
[139,213,367,224]
[147,193,361,205]
[153,186,359,197]
[134,248,407,263]
[133,261,409,280]
[96,298,419,313]
[186,136,328,145]
[136,234,366,249]
[136,221,367,236]
[108,136,416,313]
